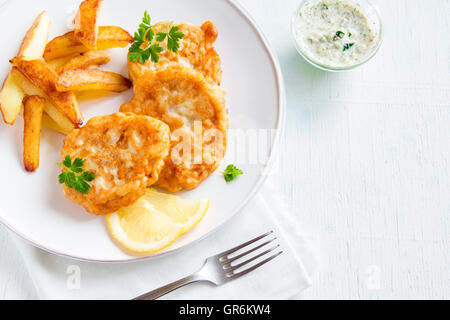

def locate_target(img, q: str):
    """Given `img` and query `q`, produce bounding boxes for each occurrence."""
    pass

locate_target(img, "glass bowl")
[291,0,383,72]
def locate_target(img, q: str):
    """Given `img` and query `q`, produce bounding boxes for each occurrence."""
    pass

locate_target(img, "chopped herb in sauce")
[336,30,345,39]
[322,4,328,10]
[343,42,355,51]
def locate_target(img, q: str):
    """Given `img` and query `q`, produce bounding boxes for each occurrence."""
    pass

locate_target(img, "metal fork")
[133,231,282,300]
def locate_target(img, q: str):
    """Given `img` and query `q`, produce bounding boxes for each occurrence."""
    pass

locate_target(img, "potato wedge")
[56,69,131,92]
[47,55,78,71]
[42,112,72,135]
[23,95,44,172]
[10,67,45,97]
[56,50,110,74]
[10,57,83,127]
[96,26,134,50]
[44,32,87,61]
[74,0,103,50]
[11,68,76,133]
[0,69,25,124]
[18,11,51,61]
[11,67,76,133]
[44,26,133,61]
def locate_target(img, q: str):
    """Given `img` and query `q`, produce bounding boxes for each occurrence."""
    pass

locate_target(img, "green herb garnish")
[128,10,185,65]
[336,31,345,39]
[322,4,328,10]
[343,42,355,51]
[57,155,95,194]
[221,165,243,183]
[348,32,352,37]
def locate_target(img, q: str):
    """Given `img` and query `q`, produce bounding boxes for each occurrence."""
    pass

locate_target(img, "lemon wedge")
[144,189,210,234]
[106,189,209,254]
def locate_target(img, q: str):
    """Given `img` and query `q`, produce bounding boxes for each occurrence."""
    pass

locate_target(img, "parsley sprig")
[128,10,185,64]
[221,165,244,183]
[57,155,95,194]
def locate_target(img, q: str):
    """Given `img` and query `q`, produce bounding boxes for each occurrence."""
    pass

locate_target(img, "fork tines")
[217,231,283,279]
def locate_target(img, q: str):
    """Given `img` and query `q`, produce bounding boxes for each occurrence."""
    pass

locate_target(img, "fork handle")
[133,274,202,300]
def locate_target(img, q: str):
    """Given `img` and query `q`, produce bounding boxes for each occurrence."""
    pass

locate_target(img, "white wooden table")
[0,0,449,299]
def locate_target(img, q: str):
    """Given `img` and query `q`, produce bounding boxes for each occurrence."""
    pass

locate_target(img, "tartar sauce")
[294,0,378,68]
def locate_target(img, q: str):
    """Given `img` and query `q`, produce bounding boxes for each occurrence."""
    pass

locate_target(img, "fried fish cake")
[61,112,170,215]
[128,21,222,85]
[120,65,228,192]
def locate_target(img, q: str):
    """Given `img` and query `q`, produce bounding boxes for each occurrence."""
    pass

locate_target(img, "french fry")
[10,67,75,133]
[42,112,72,135]
[18,11,51,61]
[23,95,44,172]
[44,26,133,61]
[56,69,131,92]
[10,57,83,127]
[0,70,25,124]
[56,50,110,74]
[74,0,103,50]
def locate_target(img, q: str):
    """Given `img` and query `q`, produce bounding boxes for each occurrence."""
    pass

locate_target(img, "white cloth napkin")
[10,180,319,300]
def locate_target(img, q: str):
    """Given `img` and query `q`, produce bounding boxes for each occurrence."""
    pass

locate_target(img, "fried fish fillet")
[61,112,170,215]
[120,65,228,192]
[128,21,222,85]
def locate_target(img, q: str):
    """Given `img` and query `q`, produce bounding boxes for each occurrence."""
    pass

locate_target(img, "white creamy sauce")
[295,0,376,67]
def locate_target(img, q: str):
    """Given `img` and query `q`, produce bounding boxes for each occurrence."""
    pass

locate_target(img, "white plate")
[0,0,285,262]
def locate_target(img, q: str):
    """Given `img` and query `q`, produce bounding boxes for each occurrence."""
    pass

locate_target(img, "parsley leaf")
[149,43,163,63]
[343,42,355,51]
[59,172,67,184]
[80,171,95,182]
[74,180,91,195]
[221,165,244,183]
[143,10,151,25]
[64,172,76,189]
[63,155,72,168]
[156,32,167,42]
[128,11,185,65]
[167,26,184,52]
[322,4,328,10]
[57,155,95,194]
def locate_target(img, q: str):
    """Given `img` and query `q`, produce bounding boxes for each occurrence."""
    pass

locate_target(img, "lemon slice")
[106,189,209,254]
[106,198,183,254]
[144,189,210,234]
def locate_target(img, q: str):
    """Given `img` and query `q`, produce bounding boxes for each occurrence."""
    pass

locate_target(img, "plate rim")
[0,0,286,263]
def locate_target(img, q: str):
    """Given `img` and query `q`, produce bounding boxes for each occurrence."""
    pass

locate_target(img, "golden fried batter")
[128,21,222,85]
[61,112,170,215]
[121,65,228,192]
